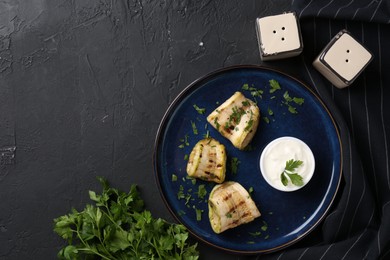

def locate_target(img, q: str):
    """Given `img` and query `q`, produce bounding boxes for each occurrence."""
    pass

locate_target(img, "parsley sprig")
[53,177,199,260]
[280,159,304,186]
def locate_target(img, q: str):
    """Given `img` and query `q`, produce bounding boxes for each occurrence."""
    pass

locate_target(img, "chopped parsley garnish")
[251,88,263,98]
[196,184,207,199]
[178,210,186,216]
[193,206,203,221]
[261,221,268,232]
[269,79,281,93]
[225,213,232,218]
[242,100,250,106]
[282,91,304,114]
[243,144,255,151]
[244,110,254,132]
[177,185,185,199]
[281,159,304,186]
[191,121,198,135]
[230,157,240,175]
[249,231,262,237]
[288,106,298,114]
[293,97,305,105]
[241,83,263,102]
[241,83,250,90]
[178,134,189,148]
[230,106,246,124]
[214,117,220,131]
[172,174,178,182]
[193,104,205,114]
[267,107,274,116]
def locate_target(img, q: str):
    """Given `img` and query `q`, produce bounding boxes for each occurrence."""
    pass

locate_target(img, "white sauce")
[260,136,315,192]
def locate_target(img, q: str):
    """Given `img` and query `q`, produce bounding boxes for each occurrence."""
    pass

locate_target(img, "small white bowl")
[259,136,315,192]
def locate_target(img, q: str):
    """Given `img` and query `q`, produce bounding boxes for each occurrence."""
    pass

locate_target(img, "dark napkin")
[259,1,390,259]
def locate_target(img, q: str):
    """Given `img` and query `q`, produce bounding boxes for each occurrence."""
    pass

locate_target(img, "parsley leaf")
[193,104,205,114]
[241,83,250,90]
[190,121,198,135]
[280,159,303,186]
[230,157,241,175]
[269,79,281,93]
[280,159,304,186]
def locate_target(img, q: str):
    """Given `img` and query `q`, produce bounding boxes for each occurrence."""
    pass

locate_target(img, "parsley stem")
[75,224,113,260]
[77,248,112,260]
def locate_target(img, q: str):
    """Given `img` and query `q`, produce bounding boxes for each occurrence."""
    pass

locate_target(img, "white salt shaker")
[313,30,373,88]
[256,12,303,61]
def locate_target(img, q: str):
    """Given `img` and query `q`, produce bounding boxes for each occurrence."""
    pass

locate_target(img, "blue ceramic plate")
[154,65,342,254]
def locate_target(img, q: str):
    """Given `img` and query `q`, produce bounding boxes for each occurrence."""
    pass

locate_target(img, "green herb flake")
[196,184,207,199]
[178,134,190,148]
[193,104,206,114]
[177,185,185,199]
[251,89,263,98]
[230,106,246,125]
[186,176,197,185]
[261,221,268,232]
[263,117,270,124]
[194,207,203,221]
[178,210,186,216]
[225,213,232,218]
[242,100,250,106]
[269,79,281,93]
[243,144,255,151]
[230,157,240,175]
[249,231,261,237]
[267,107,274,116]
[244,110,254,132]
[293,97,304,105]
[191,121,198,135]
[282,91,304,114]
[242,83,250,90]
[214,117,220,131]
[288,105,298,114]
[172,174,178,182]
[184,154,189,161]
[283,91,293,102]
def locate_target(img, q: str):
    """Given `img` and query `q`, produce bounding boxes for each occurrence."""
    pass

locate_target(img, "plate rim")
[153,64,343,254]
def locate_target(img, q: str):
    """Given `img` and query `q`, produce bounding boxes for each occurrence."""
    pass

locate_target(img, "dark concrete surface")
[0,0,292,259]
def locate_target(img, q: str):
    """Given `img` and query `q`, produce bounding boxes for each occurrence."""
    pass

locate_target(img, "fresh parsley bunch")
[53,177,199,260]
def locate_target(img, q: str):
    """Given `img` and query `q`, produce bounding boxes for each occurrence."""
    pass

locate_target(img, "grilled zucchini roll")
[208,181,260,234]
[207,92,260,150]
[186,138,226,183]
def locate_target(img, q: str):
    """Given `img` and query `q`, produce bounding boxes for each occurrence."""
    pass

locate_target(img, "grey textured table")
[1,1,390,259]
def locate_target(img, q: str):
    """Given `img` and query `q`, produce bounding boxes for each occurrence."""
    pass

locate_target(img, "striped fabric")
[258,1,390,259]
